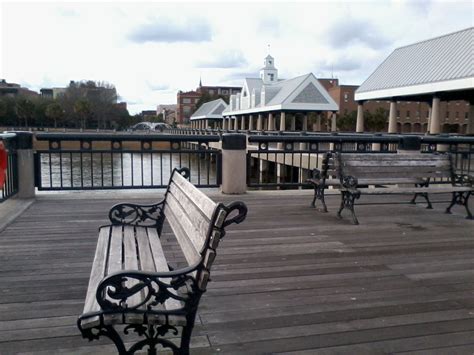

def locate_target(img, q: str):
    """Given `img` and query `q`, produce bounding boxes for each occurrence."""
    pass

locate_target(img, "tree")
[337,110,357,132]
[15,98,35,127]
[74,99,92,129]
[365,107,388,132]
[45,102,64,128]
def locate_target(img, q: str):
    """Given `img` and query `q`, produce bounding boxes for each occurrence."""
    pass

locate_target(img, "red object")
[0,141,7,188]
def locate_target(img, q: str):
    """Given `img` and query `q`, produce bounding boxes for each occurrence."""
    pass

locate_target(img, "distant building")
[176,81,241,124]
[40,87,66,99]
[141,110,157,119]
[190,98,228,129]
[0,79,38,97]
[156,104,177,124]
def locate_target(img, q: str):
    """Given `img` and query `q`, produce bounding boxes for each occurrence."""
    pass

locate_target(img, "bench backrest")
[163,168,243,290]
[330,152,453,182]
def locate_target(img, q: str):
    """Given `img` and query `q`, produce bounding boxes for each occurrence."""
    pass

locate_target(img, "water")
[38,151,218,189]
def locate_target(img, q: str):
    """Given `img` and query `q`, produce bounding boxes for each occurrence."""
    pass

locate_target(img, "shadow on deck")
[0,190,473,354]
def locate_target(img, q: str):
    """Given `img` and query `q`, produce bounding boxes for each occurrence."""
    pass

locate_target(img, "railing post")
[221,134,247,194]
[15,132,35,198]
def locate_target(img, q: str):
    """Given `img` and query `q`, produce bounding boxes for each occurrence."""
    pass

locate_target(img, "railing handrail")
[35,132,221,142]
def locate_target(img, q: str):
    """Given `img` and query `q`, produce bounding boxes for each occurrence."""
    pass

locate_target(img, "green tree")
[15,98,35,127]
[365,107,388,132]
[45,102,64,128]
[337,110,357,132]
[74,99,92,129]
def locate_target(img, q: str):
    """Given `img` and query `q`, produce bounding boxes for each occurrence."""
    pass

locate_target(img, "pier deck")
[1,191,473,354]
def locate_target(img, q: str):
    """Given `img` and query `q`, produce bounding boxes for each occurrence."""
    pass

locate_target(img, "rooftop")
[356,27,474,101]
[1,190,473,353]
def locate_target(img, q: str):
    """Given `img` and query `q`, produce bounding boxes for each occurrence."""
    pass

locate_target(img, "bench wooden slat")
[340,168,452,180]
[164,205,202,266]
[103,226,124,325]
[339,153,449,161]
[81,227,110,329]
[354,186,473,194]
[312,178,425,186]
[172,172,216,220]
[123,226,143,324]
[167,182,212,252]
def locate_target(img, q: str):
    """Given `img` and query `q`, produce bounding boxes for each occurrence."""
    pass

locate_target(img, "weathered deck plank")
[0,191,473,354]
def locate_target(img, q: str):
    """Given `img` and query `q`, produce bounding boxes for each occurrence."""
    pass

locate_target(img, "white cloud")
[1,1,472,114]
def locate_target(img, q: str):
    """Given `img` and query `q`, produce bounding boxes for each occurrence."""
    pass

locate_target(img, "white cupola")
[260,54,278,84]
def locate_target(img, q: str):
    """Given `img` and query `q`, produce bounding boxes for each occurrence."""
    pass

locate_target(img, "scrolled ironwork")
[453,173,474,186]
[96,272,194,312]
[341,175,358,189]
[109,201,165,227]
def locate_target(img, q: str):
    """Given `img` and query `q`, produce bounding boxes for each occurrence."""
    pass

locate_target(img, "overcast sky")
[1,0,472,114]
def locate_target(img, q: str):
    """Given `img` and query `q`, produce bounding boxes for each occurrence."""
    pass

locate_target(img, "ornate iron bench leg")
[446,191,472,219]
[337,191,360,225]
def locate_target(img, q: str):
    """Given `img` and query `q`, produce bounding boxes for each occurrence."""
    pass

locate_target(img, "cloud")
[147,82,170,91]
[57,7,79,17]
[406,0,433,14]
[128,20,212,43]
[319,57,362,72]
[325,19,392,50]
[195,50,248,68]
[257,18,281,36]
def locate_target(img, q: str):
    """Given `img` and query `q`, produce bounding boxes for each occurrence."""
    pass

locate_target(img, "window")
[269,60,272,65]
[416,111,420,117]
[455,112,459,118]
[182,98,191,104]
[397,110,400,117]
[465,112,469,119]
[222,90,228,94]
[183,106,191,114]
[406,110,410,118]
[268,73,274,81]
[344,93,349,103]
[426,111,429,118]
[446,111,450,118]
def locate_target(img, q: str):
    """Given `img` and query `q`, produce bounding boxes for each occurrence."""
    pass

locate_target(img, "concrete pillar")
[248,115,254,131]
[356,102,364,133]
[234,116,238,131]
[302,114,308,131]
[316,113,322,131]
[468,102,474,135]
[257,114,262,131]
[205,120,209,129]
[331,112,337,132]
[426,105,432,134]
[388,100,397,133]
[240,115,245,130]
[279,112,286,131]
[15,132,35,198]
[268,113,274,131]
[430,96,441,134]
[291,113,296,131]
[221,134,247,194]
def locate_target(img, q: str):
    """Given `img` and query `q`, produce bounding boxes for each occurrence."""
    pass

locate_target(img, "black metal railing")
[246,133,474,188]
[0,132,19,202]
[34,133,221,190]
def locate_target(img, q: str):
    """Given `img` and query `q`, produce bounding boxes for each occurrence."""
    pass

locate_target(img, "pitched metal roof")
[356,27,474,100]
[191,98,228,120]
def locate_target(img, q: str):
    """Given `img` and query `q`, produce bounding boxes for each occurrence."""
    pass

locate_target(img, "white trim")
[355,77,474,101]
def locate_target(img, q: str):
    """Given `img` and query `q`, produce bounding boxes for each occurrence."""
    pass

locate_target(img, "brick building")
[0,79,38,98]
[321,78,470,134]
[176,81,241,124]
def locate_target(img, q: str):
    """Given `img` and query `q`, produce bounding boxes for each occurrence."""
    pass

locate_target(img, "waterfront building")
[0,79,38,97]
[223,54,339,132]
[176,81,241,124]
[156,104,177,125]
[190,98,228,129]
[355,27,473,135]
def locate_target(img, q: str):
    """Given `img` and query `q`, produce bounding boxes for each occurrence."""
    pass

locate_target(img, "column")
[316,113,322,131]
[430,95,441,134]
[234,116,239,131]
[279,111,286,131]
[268,113,274,131]
[16,132,35,199]
[221,134,247,194]
[205,119,209,129]
[356,101,364,133]
[257,114,263,131]
[388,99,397,133]
[426,105,432,134]
[241,115,245,130]
[249,115,254,131]
[331,112,337,132]
[291,113,296,131]
[302,114,308,131]
[468,101,474,135]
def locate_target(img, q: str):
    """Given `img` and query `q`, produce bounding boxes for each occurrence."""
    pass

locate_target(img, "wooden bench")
[77,167,247,355]
[307,152,473,225]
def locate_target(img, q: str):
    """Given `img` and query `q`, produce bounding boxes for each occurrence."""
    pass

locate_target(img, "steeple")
[199,76,202,88]
[260,54,278,84]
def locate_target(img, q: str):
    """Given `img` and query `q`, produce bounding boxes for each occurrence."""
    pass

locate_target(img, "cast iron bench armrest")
[108,200,165,227]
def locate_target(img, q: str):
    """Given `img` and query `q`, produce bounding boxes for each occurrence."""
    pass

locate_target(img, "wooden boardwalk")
[1,191,473,354]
